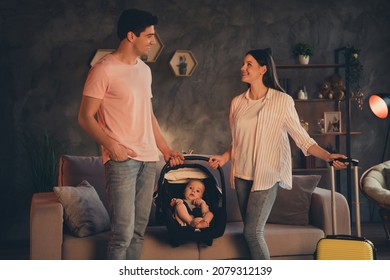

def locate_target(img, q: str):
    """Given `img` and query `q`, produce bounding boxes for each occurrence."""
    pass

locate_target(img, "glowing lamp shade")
[369,94,390,119]
[369,93,390,162]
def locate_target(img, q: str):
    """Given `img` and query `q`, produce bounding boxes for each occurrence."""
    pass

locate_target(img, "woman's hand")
[208,155,228,169]
[328,154,349,169]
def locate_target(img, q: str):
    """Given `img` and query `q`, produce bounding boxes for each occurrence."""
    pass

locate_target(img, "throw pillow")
[267,175,321,226]
[53,180,110,237]
[385,168,390,190]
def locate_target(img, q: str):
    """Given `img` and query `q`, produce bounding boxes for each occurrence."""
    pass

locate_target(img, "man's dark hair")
[117,9,158,40]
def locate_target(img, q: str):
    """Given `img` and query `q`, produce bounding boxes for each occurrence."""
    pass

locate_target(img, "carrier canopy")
[164,166,222,194]
[165,167,208,183]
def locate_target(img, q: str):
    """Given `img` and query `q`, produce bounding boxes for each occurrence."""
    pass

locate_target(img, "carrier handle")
[155,154,226,204]
[159,154,225,187]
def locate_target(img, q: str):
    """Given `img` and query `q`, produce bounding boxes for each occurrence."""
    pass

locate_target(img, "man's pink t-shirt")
[82,54,159,163]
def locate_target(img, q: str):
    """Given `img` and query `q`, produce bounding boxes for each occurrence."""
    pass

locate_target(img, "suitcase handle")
[328,157,359,166]
[326,235,366,241]
[328,157,361,237]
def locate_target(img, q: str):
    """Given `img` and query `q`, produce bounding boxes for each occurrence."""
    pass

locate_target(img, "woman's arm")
[208,145,232,169]
[307,144,348,169]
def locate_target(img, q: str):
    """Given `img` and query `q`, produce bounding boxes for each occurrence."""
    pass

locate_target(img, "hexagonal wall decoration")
[169,50,198,77]
[90,49,114,67]
[90,33,164,66]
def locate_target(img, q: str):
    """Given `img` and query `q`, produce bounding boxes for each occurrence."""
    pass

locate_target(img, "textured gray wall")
[1,0,390,241]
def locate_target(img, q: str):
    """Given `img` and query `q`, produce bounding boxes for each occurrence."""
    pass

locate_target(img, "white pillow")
[53,180,110,237]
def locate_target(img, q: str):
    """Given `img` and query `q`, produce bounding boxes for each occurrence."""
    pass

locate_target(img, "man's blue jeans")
[105,159,156,260]
[235,177,278,260]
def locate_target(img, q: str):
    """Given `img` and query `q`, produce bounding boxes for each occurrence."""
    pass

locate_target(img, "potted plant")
[177,55,187,75]
[20,128,60,193]
[292,42,314,64]
[344,45,364,110]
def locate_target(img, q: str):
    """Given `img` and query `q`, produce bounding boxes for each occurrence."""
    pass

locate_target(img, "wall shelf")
[293,168,329,172]
[283,47,360,214]
[310,132,362,136]
[277,64,345,69]
[294,99,339,102]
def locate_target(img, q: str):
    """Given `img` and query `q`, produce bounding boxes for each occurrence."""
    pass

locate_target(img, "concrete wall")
[1,0,389,241]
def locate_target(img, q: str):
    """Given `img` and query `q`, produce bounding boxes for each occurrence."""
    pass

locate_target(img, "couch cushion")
[198,222,250,259]
[62,226,200,260]
[53,180,110,237]
[198,222,324,259]
[267,175,321,226]
[58,155,107,208]
[63,231,109,260]
[141,226,200,260]
[264,223,324,259]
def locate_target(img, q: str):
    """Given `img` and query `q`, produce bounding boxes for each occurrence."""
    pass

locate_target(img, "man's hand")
[164,150,184,166]
[108,143,137,161]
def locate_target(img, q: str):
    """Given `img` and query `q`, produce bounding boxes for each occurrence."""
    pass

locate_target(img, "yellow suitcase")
[316,235,376,260]
[314,159,377,260]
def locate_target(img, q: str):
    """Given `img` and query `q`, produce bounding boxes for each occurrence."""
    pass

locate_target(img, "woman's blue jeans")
[105,159,156,260]
[235,177,278,260]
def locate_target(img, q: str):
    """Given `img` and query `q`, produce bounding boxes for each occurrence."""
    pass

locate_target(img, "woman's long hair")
[246,48,285,93]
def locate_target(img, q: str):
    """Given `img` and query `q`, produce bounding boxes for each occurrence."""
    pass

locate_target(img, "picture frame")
[90,49,114,67]
[324,111,342,133]
[168,50,198,77]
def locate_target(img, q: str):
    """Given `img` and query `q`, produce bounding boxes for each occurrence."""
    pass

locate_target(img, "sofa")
[30,155,351,260]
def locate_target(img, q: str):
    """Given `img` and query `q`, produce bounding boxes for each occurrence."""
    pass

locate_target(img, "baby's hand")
[170,198,183,206]
[193,199,204,207]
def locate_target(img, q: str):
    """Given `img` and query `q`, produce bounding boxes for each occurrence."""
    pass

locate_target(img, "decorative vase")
[299,55,310,65]
[297,89,308,100]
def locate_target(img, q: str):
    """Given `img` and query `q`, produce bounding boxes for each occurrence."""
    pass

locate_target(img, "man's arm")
[151,110,183,165]
[78,95,136,161]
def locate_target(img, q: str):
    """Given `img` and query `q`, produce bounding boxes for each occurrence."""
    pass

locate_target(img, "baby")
[170,179,214,229]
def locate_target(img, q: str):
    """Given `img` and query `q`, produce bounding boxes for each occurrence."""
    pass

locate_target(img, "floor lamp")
[369,93,390,162]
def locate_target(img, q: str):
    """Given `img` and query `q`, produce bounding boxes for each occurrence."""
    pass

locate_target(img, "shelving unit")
[277,64,344,69]
[277,47,359,209]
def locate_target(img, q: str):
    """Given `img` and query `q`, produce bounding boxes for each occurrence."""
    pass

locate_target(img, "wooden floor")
[1,222,389,260]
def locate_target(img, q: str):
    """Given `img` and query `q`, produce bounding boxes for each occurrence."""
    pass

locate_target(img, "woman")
[208,48,347,259]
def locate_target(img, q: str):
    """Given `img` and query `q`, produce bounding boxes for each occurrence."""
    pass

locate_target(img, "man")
[78,8,184,260]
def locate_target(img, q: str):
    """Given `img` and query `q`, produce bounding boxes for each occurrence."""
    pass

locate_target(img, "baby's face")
[184,180,205,201]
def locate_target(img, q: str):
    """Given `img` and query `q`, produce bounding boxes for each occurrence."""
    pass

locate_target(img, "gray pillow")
[267,175,321,226]
[53,180,110,237]
[385,168,390,190]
